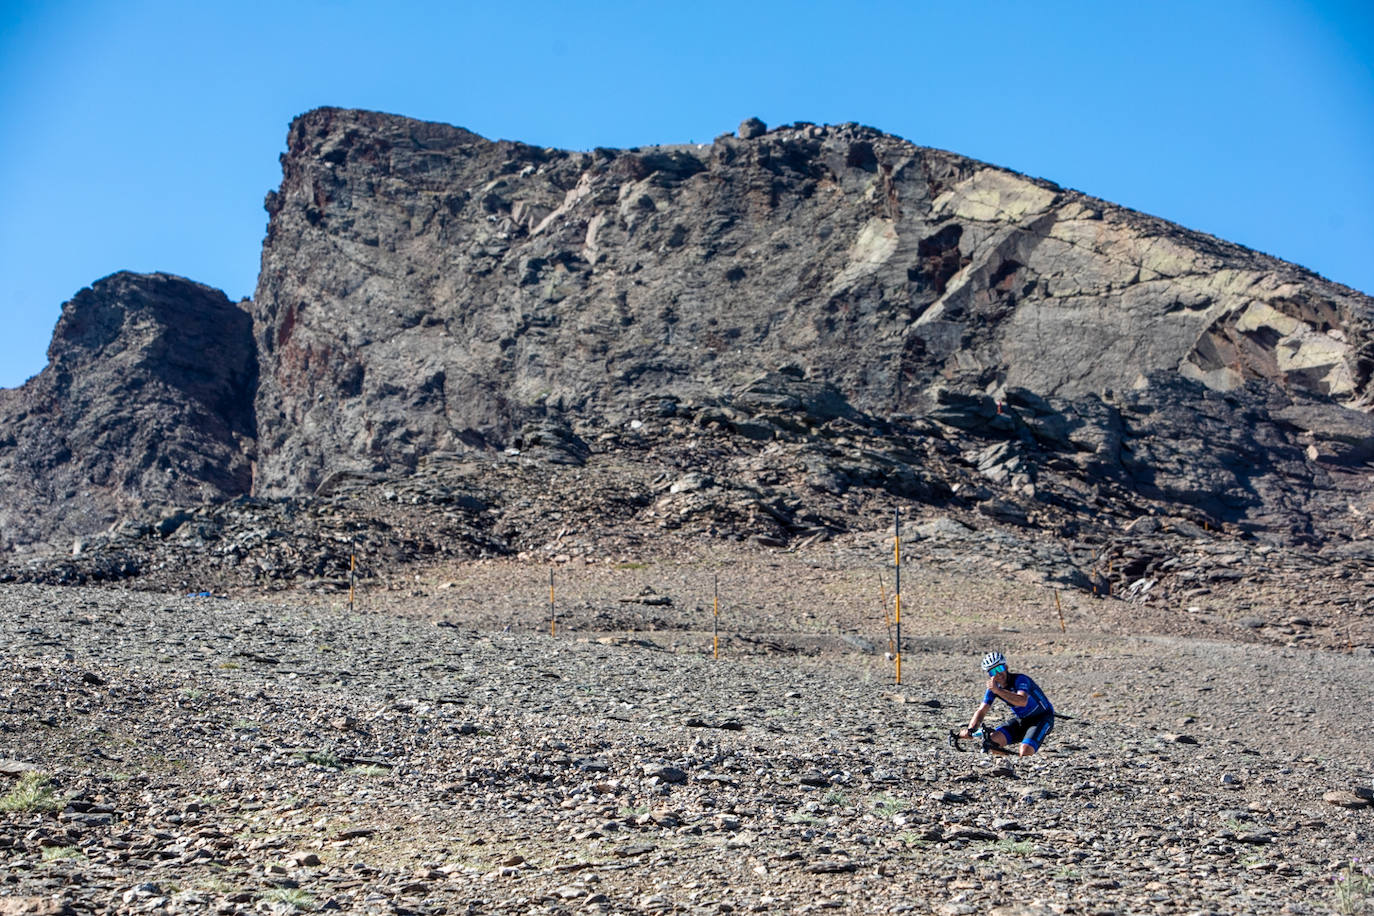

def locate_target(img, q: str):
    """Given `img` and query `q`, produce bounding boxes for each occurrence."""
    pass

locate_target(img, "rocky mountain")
[5,112,1372,916]
[251,108,1371,496]
[2,109,1372,631]
[0,272,256,552]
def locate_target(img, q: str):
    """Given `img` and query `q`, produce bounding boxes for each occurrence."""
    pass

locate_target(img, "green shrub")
[297,750,343,769]
[261,887,317,911]
[41,845,85,862]
[0,772,64,814]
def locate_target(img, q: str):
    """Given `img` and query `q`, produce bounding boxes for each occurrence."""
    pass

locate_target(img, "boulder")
[737,117,767,139]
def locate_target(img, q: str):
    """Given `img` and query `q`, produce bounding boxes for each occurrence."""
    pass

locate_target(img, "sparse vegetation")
[870,792,904,817]
[348,764,389,777]
[899,831,930,849]
[1332,859,1374,916]
[197,875,237,895]
[261,887,317,911]
[41,845,85,862]
[995,838,1034,857]
[297,749,343,769]
[0,772,64,814]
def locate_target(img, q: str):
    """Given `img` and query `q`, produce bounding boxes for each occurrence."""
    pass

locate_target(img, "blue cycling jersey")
[983,673,1053,719]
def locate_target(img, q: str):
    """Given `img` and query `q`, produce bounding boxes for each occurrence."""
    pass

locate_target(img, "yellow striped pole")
[894,508,902,685]
[879,574,893,656]
[1054,589,1065,633]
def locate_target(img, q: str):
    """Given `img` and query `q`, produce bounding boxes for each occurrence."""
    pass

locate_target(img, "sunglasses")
[988,665,1007,676]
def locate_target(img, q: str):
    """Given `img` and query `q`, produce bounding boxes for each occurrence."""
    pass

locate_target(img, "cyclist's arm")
[965,701,993,735]
[988,684,1029,708]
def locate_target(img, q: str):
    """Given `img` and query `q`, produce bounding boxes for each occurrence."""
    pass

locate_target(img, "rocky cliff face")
[252,108,1372,497]
[0,272,256,551]
[3,109,1372,598]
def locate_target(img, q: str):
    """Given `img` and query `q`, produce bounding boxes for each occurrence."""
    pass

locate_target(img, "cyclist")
[956,651,1054,756]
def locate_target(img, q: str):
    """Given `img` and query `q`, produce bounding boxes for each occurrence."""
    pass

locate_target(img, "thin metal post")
[894,508,902,685]
[549,568,556,637]
[879,573,893,656]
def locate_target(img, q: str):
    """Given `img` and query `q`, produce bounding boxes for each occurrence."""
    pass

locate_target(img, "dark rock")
[0,272,256,551]
[643,764,688,784]
[927,389,1005,432]
[978,499,1029,525]
[738,117,767,139]
[514,418,590,467]
[805,860,857,874]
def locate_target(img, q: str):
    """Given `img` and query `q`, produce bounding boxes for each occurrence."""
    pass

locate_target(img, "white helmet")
[981,651,1006,673]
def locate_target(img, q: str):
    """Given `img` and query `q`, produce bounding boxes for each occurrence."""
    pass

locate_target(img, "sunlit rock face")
[250,108,1371,497]
[3,110,1370,562]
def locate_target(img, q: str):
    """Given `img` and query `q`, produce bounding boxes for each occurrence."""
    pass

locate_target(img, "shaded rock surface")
[5,367,1370,649]
[0,272,256,552]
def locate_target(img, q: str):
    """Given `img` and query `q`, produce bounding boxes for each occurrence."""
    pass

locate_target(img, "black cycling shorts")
[994,711,1054,751]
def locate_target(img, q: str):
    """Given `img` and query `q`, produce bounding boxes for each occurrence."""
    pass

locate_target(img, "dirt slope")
[2,551,1370,914]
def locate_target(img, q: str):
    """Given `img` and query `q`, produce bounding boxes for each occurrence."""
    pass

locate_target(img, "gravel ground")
[2,547,1372,915]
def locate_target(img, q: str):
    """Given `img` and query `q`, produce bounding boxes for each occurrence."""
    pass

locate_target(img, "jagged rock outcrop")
[2,107,1372,605]
[0,272,256,551]
[251,107,1372,497]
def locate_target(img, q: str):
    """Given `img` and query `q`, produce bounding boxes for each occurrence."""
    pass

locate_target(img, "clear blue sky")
[2,0,1371,389]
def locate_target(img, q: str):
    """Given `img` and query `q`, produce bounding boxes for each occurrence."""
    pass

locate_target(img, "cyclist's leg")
[994,719,1028,749]
[1019,714,1054,756]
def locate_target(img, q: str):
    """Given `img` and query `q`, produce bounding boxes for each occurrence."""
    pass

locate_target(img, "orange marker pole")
[549,568,556,637]
[1054,589,1066,634]
[349,538,356,610]
[879,574,893,656]
[894,508,902,685]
